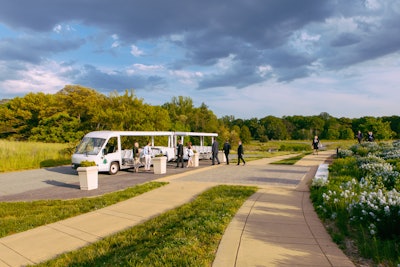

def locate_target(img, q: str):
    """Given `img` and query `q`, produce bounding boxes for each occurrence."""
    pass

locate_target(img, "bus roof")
[174,131,218,137]
[84,131,175,139]
[84,131,217,139]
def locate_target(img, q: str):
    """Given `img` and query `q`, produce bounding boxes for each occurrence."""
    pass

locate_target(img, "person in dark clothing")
[237,140,245,166]
[356,131,363,144]
[312,135,320,155]
[223,140,231,165]
[212,140,220,165]
[176,139,184,168]
[367,131,374,142]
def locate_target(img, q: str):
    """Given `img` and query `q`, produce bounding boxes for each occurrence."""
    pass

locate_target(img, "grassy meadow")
[0,140,72,172]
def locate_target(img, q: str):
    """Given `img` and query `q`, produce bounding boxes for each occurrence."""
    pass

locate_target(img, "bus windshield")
[74,137,106,155]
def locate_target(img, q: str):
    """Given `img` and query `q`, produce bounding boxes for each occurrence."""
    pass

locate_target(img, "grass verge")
[0,182,167,238]
[270,153,309,165]
[35,185,257,267]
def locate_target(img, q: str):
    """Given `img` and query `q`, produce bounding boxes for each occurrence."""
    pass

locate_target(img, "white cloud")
[169,70,203,85]
[289,31,320,55]
[257,65,273,77]
[0,60,70,96]
[125,63,164,75]
[53,24,62,33]
[364,0,381,10]
[132,63,164,71]
[111,34,120,48]
[216,54,236,70]
[130,45,144,57]
[52,24,74,34]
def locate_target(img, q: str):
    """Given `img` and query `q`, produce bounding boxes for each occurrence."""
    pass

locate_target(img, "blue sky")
[0,0,399,119]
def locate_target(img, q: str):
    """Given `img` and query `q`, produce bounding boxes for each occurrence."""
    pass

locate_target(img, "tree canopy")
[0,85,398,143]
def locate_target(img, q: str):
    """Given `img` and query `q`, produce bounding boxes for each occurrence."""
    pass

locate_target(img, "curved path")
[0,151,354,266]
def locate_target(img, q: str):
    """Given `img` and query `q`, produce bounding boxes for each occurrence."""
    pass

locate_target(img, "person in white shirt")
[186,143,194,168]
[143,141,152,171]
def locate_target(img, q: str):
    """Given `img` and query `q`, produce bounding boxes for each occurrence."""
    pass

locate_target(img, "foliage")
[35,185,257,267]
[0,182,167,238]
[79,160,97,167]
[311,140,400,265]
[1,86,399,144]
[0,140,71,172]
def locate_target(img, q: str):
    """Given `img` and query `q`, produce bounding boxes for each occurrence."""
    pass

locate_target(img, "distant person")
[186,143,194,168]
[312,135,320,155]
[223,140,231,165]
[367,131,374,142]
[237,140,246,166]
[356,131,363,144]
[133,142,140,173]
[212,139,220,165]
[176,139,184,168]
[143,141,152,171]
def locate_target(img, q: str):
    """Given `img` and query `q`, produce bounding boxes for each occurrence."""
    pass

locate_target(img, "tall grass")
[0,140,72,172]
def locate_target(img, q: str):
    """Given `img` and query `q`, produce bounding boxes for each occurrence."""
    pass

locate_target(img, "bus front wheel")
[109,162,119,175]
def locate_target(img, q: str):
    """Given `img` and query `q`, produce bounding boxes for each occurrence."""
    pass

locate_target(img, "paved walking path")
[0,151,355,267]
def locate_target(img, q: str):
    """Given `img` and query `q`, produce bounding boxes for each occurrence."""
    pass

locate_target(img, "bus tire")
[109,162,119,175]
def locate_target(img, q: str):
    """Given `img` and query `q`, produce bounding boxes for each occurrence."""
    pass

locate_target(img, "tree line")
[0,85,398,144]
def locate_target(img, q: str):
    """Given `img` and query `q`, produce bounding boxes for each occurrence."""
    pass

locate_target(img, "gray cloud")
[0,0,400,95]
[0,36,84,63]
[72,65,166,93]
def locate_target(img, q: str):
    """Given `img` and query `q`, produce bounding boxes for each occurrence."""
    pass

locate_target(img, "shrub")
[337,149,353,158]
[311,140,400,265]
[80,160,96,167]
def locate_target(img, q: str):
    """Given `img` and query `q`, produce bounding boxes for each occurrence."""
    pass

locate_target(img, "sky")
[0,0,399,119]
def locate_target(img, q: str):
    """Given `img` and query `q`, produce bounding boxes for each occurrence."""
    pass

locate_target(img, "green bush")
[79,160,96,167]
[311,140,400,265]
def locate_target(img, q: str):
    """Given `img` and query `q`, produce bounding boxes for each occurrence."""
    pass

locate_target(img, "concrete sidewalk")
[213,150,354,267]
[0,181,216,266]
[0,151,355,267]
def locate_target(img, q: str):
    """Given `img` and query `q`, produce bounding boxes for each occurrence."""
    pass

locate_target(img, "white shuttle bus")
[71,130,218,174]
[71,131,175,174]
[174,131,218,160]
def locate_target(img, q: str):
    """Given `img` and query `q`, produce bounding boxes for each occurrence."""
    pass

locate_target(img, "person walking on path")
[186,143,194,168]
[132,142,141,173]
[143,141,152,171]
[176,139,184,168]
[237,140,245,166]
[312,135,320,155]
[212,139,220,165]
[223,140,231,165]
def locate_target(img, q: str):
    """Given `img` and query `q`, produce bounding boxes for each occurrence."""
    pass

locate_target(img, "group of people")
[134,138,247,172]
[356,130,374,143]
[211,139,246,166]
[311,130,376,156]
[175,139,195,168]
[131,141,152,172]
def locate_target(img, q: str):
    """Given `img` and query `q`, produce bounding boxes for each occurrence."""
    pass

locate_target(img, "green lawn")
[0,182,167,238]
[35,185,257,267]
